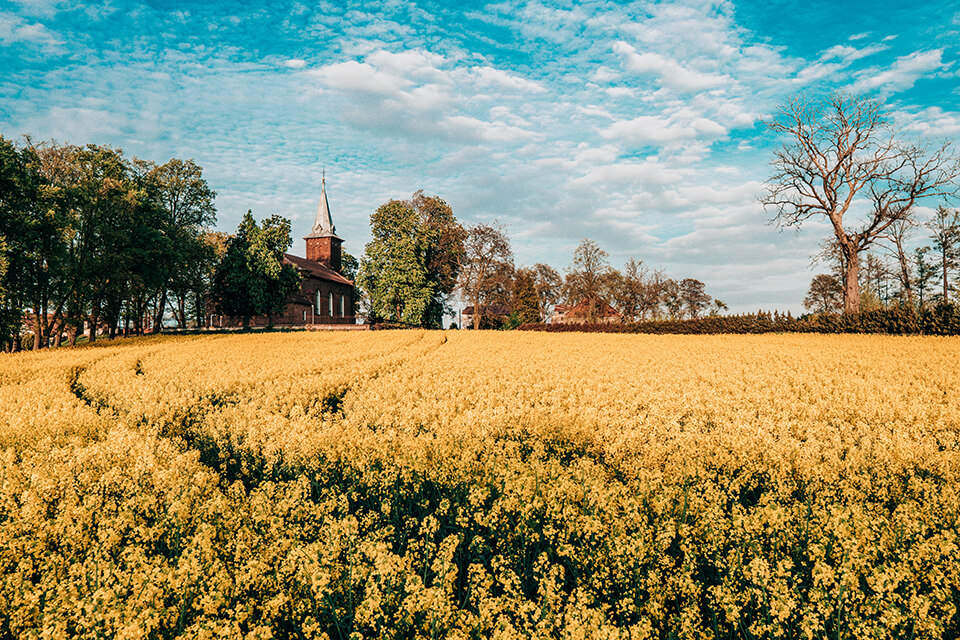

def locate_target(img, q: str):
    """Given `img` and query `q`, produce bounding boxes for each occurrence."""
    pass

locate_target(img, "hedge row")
[519,304,960,335]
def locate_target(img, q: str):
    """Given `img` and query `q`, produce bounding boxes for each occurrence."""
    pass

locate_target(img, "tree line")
[355,191,723,329]
[0,137,311,351]
[803,206,960,314]
[0,137,221,351]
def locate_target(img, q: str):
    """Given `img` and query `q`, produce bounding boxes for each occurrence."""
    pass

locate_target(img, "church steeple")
[305,173,340,240]
[304,173,343,272]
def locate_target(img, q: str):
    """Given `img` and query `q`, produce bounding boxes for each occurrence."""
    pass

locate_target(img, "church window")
[315,290,321,312]
[328,292,334,316]
[340,295,345,317]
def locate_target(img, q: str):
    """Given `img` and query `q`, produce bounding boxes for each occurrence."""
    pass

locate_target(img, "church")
[244,179,357,327]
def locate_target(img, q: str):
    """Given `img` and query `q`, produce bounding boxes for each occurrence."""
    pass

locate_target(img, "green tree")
[142,158,217,331]
[358,200,430,325]
[213,212,301,329]
[358,193,464,327]
[0,137,46,350]
[511,268,541,325]
[412,191,466,327]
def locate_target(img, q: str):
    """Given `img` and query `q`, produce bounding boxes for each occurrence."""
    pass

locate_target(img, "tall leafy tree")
[358,200,430,325]
[0,137,46,350]
[213,212,301,329]
[358,193,464,327]
[412,191,466,327]
[144,158,217,331]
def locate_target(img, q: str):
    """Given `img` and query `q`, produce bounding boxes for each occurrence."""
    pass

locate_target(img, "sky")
[2,0,959,312]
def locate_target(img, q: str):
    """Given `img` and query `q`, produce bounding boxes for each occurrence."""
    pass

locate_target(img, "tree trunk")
[155,290,167,334]
[243,315,250,330]
[473,300,481,330]
[896,246,914,308]
[944,251,950,302]
[842,246,861,314]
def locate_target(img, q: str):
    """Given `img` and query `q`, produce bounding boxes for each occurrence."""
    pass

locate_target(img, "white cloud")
[470,66,546,93]
[284,58,307,69]
[605,86,634,97]
[0,11,61,49]
[601,114,727,146]
[896,106,960,137]
[852,49,947,92]
[613,41,728,92]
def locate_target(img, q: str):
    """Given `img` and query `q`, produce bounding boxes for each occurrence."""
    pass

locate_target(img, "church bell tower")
[304,175,342,273]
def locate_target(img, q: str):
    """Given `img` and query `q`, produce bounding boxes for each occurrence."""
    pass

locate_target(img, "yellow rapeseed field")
[1,331,959,639]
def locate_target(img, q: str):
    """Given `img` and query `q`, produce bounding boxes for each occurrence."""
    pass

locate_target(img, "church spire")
[305,172,339,239]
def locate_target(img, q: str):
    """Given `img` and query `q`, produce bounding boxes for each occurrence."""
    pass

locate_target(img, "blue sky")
[2,0,959,311]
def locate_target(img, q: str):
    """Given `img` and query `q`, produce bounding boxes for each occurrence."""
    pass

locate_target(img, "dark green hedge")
[519,304,960,335]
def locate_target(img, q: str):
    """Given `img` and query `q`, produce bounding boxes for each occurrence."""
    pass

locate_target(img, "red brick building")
[224,179,356,327]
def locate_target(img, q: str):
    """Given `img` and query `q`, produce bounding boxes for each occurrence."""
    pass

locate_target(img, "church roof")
[303,178,341,240]
[283,253,353,286]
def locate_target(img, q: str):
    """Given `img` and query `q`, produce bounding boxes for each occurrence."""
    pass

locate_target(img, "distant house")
[461,304,511,329]
[551,299,621,324]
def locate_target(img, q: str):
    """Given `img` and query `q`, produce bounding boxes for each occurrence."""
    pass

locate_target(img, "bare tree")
[457,224,513,330]
[762,92,960,313]
[914,246,938,309]
[562,239,614,321]
[679,278,711,318]
[877,218,915,307]
[610,258,647,322]
[803,274,843,314]
[641,268,668,319]
[927,205,960,303]
[530,262,562,321]
[860,252,892,309]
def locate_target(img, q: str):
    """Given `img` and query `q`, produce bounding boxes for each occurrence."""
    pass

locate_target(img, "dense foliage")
[0,136,218,351]
[1,332,959,639]
[522,304,960,335]
[358,192,464,328]
[212,211,301,328]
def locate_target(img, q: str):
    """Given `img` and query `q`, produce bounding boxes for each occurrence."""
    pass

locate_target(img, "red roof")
[283,253,353,286]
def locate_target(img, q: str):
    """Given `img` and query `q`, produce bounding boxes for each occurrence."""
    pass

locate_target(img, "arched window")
[328,292,334,316]
[340,294,345,317]
[315,290,321,313]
